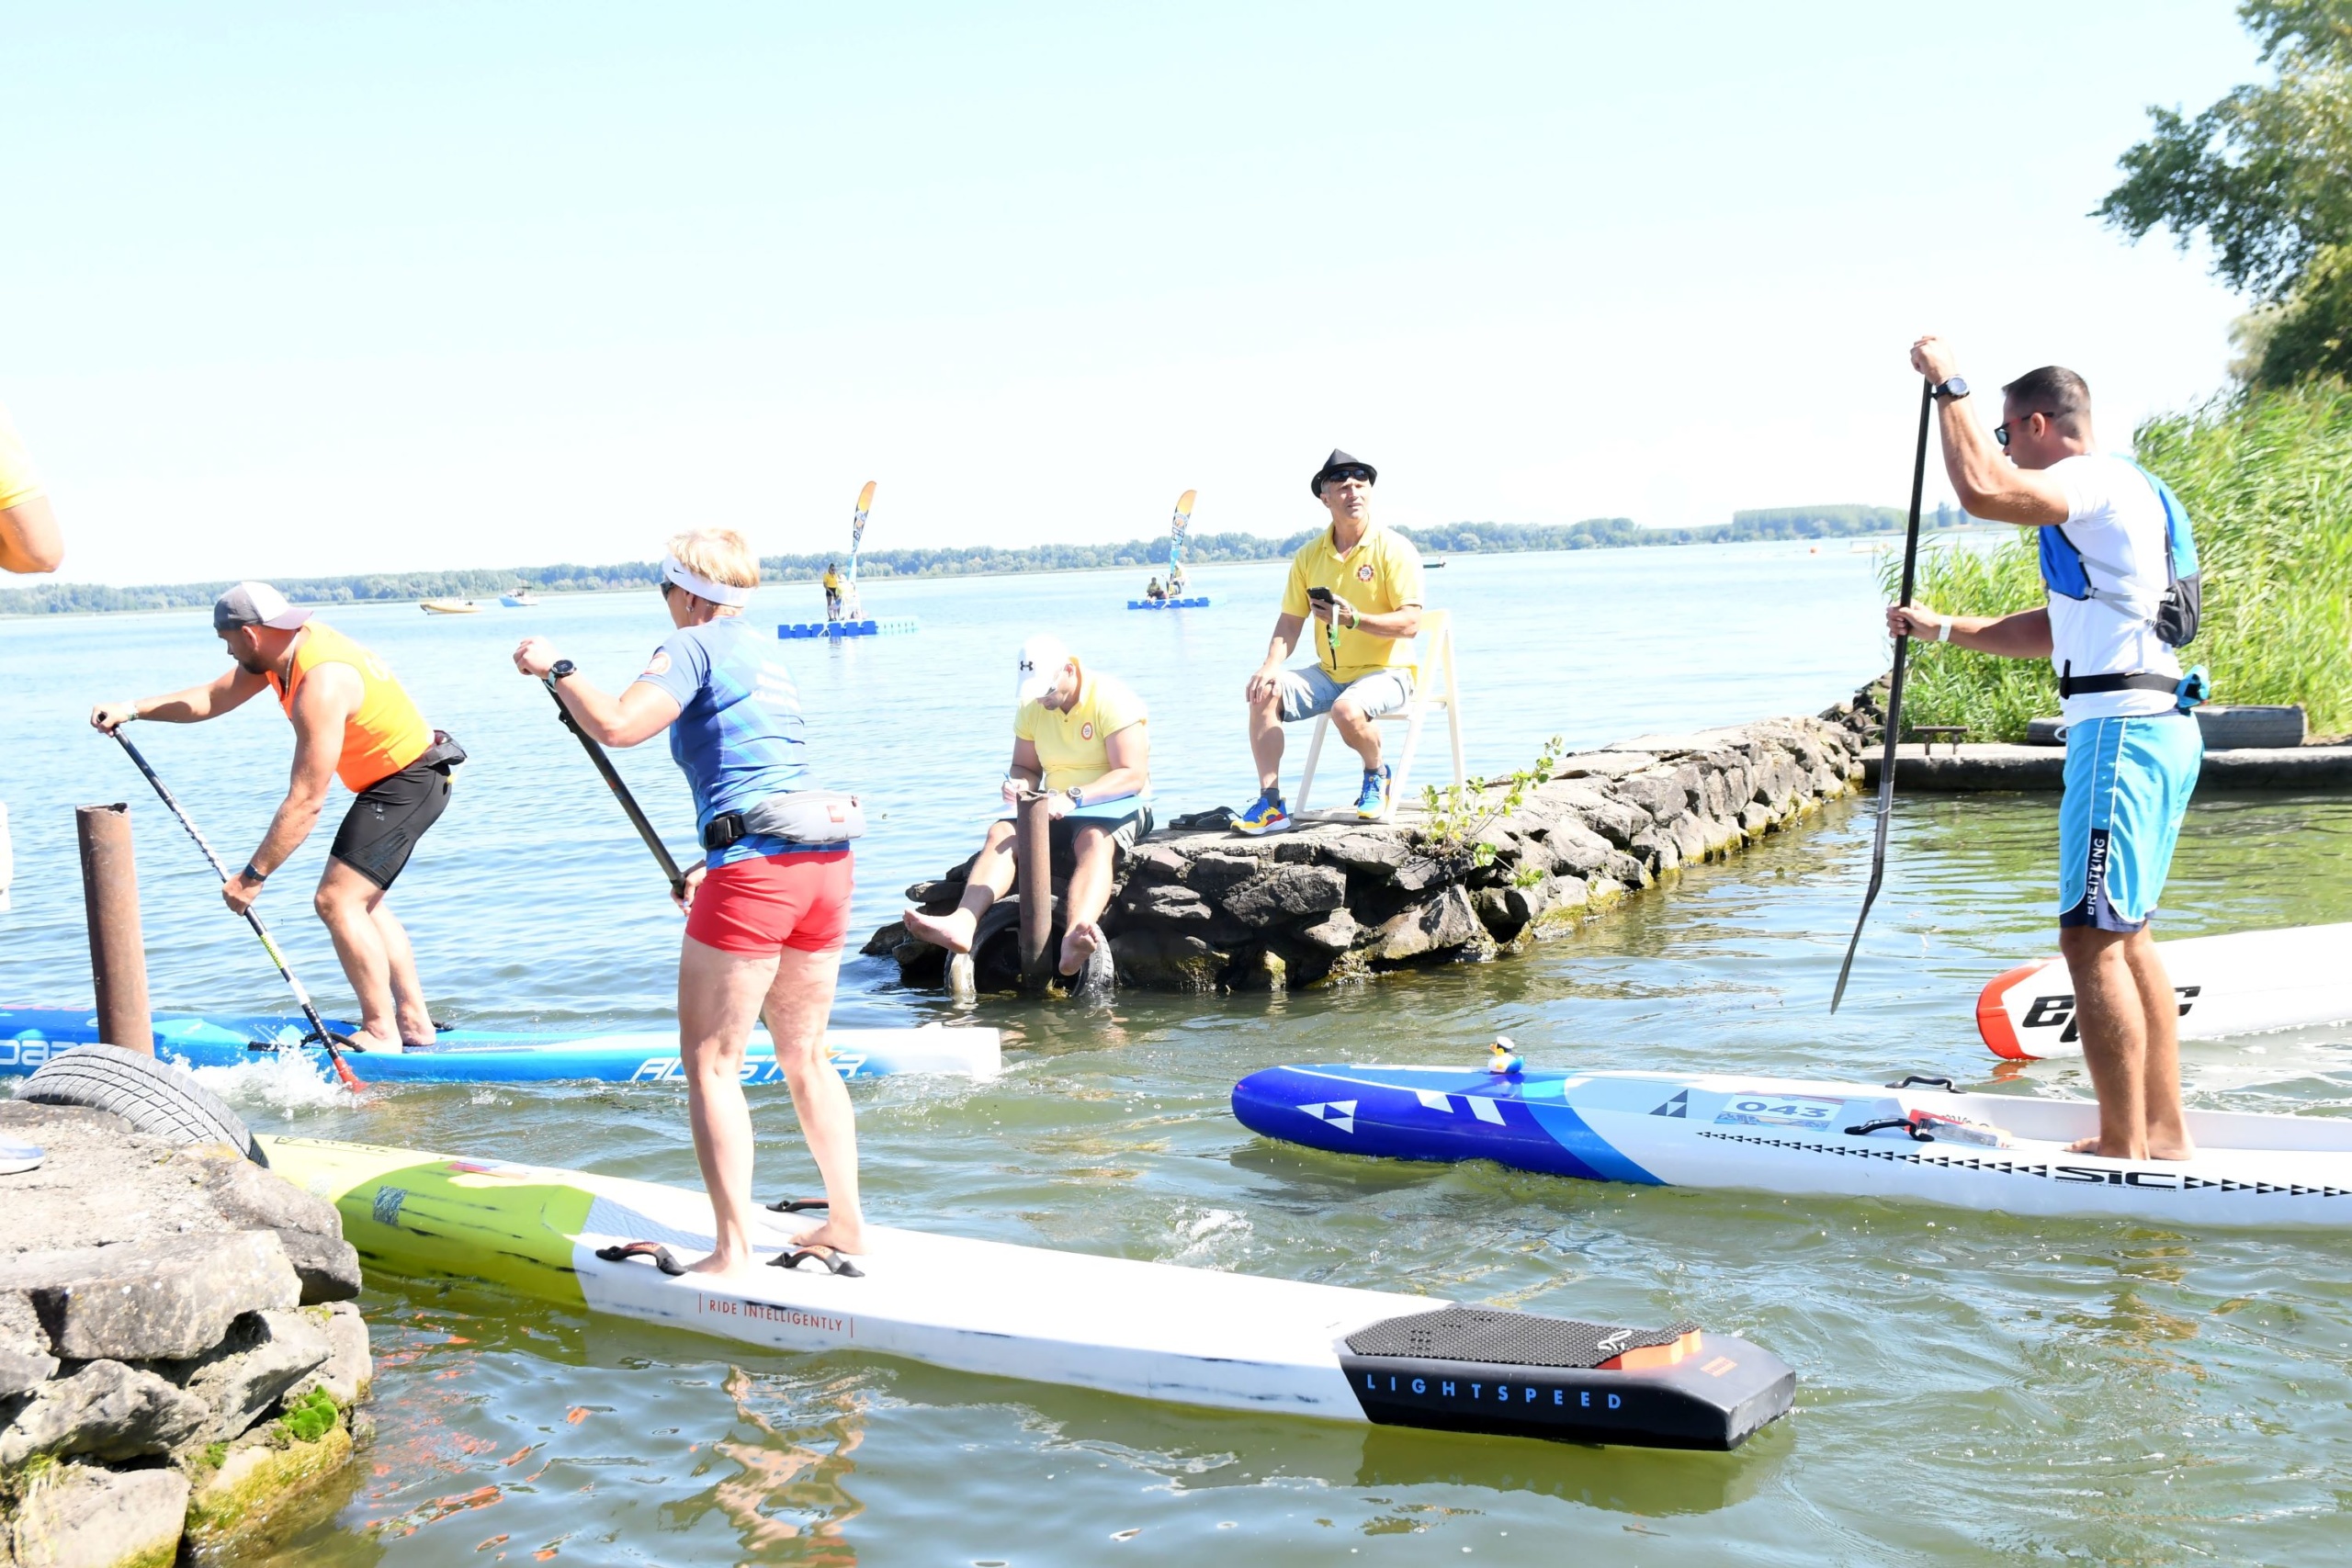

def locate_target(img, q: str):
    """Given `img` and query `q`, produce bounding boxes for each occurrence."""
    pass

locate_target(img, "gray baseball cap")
[213,581,311,634]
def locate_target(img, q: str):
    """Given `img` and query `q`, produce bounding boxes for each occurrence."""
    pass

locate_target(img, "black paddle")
[541,676,689,903]
[1830,378,1936,1013]
[107,728,367,1093]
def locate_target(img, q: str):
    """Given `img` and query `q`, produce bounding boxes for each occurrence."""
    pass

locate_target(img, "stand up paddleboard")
[1977,922,2352,1060]
[1127,596,1211,610]
[257,1134,1792,1450]
[1234,1060,2352,1229]
[0,1010,999,1083]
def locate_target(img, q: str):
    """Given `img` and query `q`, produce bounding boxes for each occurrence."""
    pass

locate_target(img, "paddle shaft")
[107,728,364,1089]
[541,677,689,900]
[1830,378,1935,1012]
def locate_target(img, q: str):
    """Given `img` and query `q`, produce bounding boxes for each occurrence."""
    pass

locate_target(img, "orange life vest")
[267,621,433,792]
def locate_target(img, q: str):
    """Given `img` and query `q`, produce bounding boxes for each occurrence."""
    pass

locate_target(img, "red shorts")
[684,850,854,955]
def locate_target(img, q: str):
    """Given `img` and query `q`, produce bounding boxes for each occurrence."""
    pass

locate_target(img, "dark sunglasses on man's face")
[1327,466,1374,486]
[1994,412,2059,447]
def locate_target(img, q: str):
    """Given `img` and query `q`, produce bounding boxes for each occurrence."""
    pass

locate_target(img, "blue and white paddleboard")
[0,1009,999,1084]
[1234,1061,2352,1229]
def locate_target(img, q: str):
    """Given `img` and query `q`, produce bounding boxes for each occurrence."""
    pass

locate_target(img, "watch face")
[1941,378,1969,399]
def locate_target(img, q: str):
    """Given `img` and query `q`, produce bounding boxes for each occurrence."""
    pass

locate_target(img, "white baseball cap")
[1014,634,1071,705]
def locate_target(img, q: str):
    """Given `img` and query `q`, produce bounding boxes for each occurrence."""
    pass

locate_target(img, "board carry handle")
[1845,1113,1936,1141]
[1885,1074,1961,1091]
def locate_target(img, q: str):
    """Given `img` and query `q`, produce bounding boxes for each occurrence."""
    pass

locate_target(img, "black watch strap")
[1931,377,1970,401]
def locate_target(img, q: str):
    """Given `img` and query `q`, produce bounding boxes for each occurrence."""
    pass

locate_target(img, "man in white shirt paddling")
[1885,338,2204,1161]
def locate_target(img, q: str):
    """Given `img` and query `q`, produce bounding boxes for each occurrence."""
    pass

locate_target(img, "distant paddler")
[1145,576,1168,603]
[513,529,866,1279]
[902,635,1153,980]
[88,582,464,1052]
[1235,449,1426,833]
[1887,339,2205,1161]
[821,561,843,622]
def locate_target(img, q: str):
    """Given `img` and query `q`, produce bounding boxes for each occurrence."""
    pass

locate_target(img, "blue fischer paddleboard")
[0,1009,999,1084]
[1234,1061,2352,1230]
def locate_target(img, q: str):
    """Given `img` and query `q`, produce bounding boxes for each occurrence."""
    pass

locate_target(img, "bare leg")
[2125,929,2194,1159]
[1250,687,1287,793]
[761,944,865,1257]
[1329,695,1384,771]
[314,861,401,1050]
[1057,826,1114,975]
[677,934,780,1278]
[368,898,436,1045]
[902,820,1018,953]
[2059,926,2150,1159]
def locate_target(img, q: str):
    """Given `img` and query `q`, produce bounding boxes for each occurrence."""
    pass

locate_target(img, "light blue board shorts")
[1277,664,1415,725]
[2058,711,2202,932]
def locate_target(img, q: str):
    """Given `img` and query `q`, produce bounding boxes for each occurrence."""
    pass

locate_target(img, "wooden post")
[76,803,153,1055]
[1016,790,1054,981]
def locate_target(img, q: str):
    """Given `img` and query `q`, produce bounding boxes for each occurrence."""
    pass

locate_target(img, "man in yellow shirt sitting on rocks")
[1236,449,1426,833]
[902,635,1152,983]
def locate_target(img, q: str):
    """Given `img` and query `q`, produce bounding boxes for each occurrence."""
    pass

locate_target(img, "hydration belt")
[701,790,865,851]
[2057,663,2211,707]
[416,729,468,773]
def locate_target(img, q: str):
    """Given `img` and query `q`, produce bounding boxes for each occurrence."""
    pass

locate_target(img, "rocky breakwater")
[0,1101,368,1568]
[872,713,1866,993]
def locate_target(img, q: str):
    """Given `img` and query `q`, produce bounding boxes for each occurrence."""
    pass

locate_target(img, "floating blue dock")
[779,617,920,638]
[1127,596,1211,610]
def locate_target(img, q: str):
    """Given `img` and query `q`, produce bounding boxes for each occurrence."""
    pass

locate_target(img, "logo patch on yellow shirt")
[1080,721,1094,740]
[1356,563,1375,582]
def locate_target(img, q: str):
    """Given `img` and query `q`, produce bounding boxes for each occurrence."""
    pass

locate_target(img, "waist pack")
[416,729,468,773]
[701,790,865,851]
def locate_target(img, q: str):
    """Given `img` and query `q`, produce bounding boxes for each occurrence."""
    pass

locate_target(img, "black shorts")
[329,757,453,890]
[1044,802,1154,873]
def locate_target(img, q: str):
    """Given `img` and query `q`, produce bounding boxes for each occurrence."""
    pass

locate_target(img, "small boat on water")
[499,589,538,607]
[420,598,481,615]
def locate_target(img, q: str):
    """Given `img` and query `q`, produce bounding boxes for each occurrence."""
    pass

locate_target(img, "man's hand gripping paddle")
[1830,378,1936,1013]
[540,677,689,904]
[107,728,368,1093]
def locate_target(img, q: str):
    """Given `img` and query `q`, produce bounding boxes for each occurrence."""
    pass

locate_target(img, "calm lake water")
[5,541,2351,1566]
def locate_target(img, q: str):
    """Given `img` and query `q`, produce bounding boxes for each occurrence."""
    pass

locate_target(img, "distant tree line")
[0,506,1951,616]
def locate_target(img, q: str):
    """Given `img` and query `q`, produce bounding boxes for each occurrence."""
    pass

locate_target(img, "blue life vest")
[2036,461,2202,648]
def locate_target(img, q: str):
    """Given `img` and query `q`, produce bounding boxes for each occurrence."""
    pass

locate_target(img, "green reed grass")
[1887,381,2352,741]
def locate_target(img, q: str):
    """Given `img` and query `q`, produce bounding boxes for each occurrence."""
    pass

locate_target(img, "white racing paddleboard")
[1234,1062,2352,1229]
[1977,922,2352,1060]
[259,1135,1793,1450]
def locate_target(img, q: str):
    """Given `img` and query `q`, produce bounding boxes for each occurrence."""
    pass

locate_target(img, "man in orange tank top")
[90,582,460,1053]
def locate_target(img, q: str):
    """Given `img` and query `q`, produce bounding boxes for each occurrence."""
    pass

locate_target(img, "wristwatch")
[1930,377,1970,401]
[1067,786,1085,808]
[548,659,577,682]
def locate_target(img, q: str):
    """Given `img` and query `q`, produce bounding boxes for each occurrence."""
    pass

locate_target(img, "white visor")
[661,554,753,607]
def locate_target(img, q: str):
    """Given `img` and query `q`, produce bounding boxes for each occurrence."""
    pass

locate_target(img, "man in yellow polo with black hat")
[1235,448,1425,834]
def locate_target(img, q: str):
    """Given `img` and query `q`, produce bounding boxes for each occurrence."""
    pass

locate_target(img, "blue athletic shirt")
[629,615,817,867]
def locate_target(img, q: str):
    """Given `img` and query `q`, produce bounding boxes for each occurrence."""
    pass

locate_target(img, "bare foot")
[2148,1137,2197,1161]
[684,1249,765,1281]
[902,906,978,953]
[341,1028,404,1055]
[1057,919,1103,976]
[787,1217,867,1258]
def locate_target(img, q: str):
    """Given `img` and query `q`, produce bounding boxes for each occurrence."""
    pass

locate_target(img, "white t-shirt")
[2046,453,2181,721]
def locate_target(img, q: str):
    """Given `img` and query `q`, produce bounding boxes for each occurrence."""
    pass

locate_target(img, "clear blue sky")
[3,2,2260,584]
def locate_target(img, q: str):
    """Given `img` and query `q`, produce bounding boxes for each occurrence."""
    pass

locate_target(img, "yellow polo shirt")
[0,406,43,511]
[1014,669,1148,793]
[1280,522,1426,682]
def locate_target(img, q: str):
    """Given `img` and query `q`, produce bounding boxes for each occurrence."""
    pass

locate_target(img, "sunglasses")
[1994,412,2059,447]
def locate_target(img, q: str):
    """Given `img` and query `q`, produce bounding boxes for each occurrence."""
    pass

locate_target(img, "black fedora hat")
[1310,448,1377,498]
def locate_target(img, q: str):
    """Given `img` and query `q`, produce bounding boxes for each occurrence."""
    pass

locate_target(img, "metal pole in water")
[75,803,153,1055]
[1017,791,1054,981]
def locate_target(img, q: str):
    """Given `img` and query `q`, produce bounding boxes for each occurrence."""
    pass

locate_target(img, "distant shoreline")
[0,510,1975,619]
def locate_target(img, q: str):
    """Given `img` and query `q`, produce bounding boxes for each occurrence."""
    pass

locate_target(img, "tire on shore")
[16,1043,264,1165]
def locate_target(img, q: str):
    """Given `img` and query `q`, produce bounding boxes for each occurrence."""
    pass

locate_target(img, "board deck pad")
[257,1134,1792,1450]
[1235,1062,2352,1229]
[1977,922,2352,1059]
[0,1009,999,1082]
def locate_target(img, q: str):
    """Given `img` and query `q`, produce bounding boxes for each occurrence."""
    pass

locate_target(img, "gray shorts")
[1277,664,1414,725]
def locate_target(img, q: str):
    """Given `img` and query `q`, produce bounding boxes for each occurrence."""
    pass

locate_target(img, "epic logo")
[2021,987,2199,1042]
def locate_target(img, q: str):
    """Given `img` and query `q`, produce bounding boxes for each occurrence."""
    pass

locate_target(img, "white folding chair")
[1295,608,1465,822]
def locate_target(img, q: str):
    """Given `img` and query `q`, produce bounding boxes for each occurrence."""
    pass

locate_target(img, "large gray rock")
[1225,865,1347,928]
[175,1307,334,1443]
[0,1292,59,1399]
[1586,797,1650,849]
[1295,908,1361,953]
[1540,821,1614,878]
[0,1461,189,1568]
[1372,885,1488,962]
[1614,769,1686,822]
[1186,852,1265,894]
[1118,881,1217,925]
[0,1232,300,1361]
[0,1358,209,1464]
[275,1227,363,1305]
[288,1302,372,1407]
[1109,929,1229,992]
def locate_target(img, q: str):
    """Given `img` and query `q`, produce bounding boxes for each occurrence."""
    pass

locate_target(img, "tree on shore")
[2097,0,2352,388]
